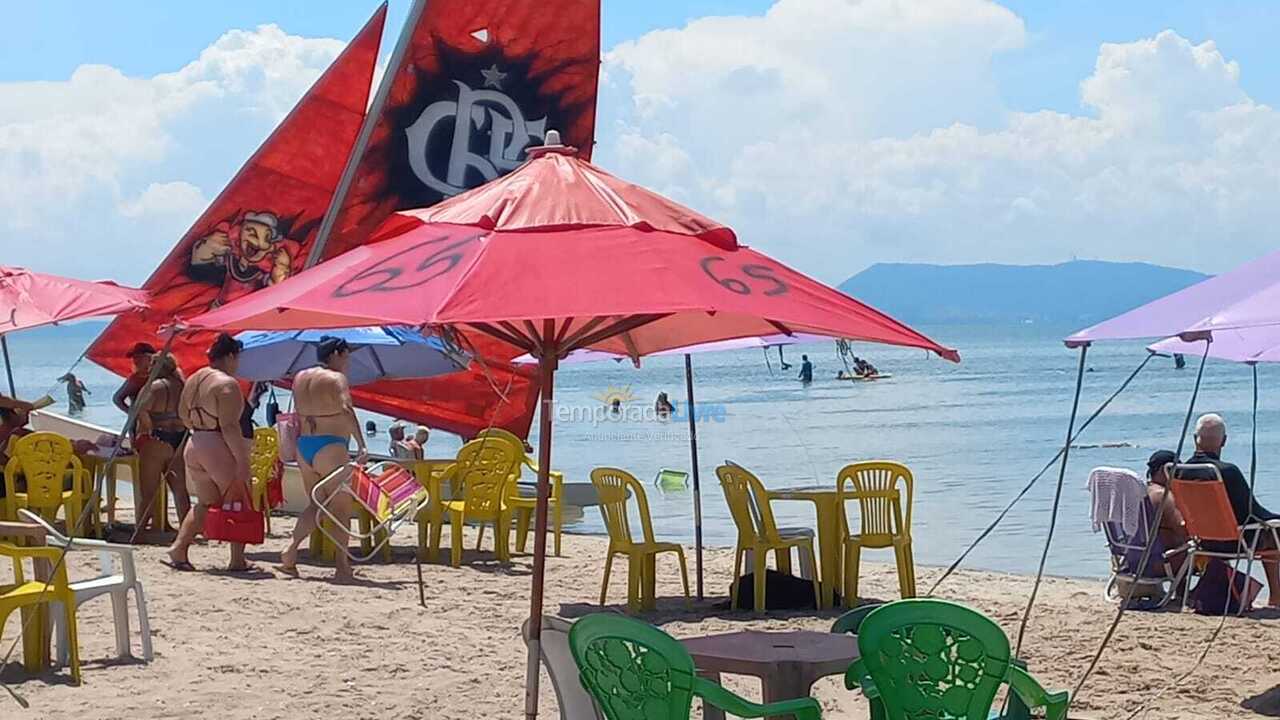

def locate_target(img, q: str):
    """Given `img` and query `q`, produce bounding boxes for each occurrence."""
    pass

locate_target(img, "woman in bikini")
[134,353,190,537]
[277,336,366,582]
[167,333,254,572]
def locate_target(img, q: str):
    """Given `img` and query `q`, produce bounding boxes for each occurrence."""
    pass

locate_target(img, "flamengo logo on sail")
[404,67,547,197]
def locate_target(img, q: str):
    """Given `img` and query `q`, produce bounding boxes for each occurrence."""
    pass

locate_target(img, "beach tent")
[183,137,958,720]
[0,266,148,395]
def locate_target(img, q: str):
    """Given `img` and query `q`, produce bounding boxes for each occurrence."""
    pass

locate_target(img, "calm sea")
[7,321,1276,579]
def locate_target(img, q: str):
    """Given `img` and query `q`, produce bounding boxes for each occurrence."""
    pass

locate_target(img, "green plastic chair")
[569,613,823,720]
[844,599,1068,720]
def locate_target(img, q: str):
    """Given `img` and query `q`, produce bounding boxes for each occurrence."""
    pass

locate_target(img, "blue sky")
[3,1,1279,283]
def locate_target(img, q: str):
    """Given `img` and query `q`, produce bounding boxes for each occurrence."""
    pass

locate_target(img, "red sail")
[87,6,388,382]
[315,0,602,437]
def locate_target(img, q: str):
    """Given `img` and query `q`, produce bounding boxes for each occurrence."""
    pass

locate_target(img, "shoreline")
[8,513,1278,719]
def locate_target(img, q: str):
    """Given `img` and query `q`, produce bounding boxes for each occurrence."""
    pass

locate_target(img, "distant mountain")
[839,260,1209,325]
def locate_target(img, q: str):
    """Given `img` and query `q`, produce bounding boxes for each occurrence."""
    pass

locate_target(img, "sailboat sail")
[87,6,388,380]
[311,0,602,437]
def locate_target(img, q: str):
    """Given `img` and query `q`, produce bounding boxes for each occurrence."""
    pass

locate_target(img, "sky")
[2,0,1278,286]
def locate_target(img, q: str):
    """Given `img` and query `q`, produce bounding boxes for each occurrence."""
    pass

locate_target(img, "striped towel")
[1086,466,1145,537]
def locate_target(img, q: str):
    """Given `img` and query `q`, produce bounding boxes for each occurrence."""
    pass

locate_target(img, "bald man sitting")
[1187,413,1280,606]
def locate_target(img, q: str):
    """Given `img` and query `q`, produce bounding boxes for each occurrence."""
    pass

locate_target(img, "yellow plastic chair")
[715,463,820,611]
[443,439,521,567]
[589,467,690,613]
[411,459,453,561]
[839,461,916,604]
[474,428,565,557]
[0,540,81,684]
[249,427,280,535]
[4,433,89,538]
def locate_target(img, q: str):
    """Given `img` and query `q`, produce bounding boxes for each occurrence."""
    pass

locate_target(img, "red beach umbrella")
[0,266,149,395]
[186,136,957,719]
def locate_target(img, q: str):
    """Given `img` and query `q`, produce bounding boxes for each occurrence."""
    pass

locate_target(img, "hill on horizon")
[839,260,1209,325]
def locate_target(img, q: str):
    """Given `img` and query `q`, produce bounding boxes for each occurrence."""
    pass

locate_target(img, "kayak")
[837,373,892,382]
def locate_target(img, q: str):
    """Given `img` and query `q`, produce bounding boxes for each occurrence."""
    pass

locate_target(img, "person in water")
[654,392,675,419]
[58,373,89,415]
[798,354,813,385]
[278,336,367,582]
[135,353,190,535]
[168,334,254,572]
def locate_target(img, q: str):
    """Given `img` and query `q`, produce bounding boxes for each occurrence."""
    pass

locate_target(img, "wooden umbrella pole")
[524,319,558,720]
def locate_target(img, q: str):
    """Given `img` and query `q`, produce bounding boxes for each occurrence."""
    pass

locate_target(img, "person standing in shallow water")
[798,354,814,386]
[58,373,89,414]
[277,336,367,582]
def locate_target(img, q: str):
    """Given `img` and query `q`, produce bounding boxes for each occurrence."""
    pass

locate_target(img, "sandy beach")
[5,514,1279,720]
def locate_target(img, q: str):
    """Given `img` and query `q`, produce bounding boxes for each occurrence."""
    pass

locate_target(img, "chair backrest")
[250,427,279,482]
[839,461,912,543]
[831,602,884,635]
[450,438,521,518]
[569,613,698,720]
[475,427,532,475]
[590,468,655,546]
[523,615,607,720]
[5,432,81,511]
[1169,464,1240,543]
[715,463,780,544]
[857,599,1012,720]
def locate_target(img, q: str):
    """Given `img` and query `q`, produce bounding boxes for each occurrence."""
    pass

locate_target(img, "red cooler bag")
[205,498,265,545]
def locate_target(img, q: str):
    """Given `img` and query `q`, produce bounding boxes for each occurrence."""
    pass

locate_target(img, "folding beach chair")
[313,461,431,562]
[1170,463,1280,614]
[1087,467,1187,608]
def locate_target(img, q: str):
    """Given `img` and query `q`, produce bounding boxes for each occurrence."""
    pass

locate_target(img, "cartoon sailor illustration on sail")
[188,210,308,305]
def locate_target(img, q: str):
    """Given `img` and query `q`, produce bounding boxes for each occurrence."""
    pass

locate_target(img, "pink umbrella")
[185,138,957,719]
[0,266,148,395]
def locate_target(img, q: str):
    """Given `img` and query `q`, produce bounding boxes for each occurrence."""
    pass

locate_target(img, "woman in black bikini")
[135,353,190,535]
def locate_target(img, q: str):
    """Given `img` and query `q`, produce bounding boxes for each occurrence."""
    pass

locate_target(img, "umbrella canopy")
[1149,324,1280,364]
[511,331,828,366]
[0,266,148,335]
[233,326,468,386]
[1067,250,1280,346]
[183,138,957,720]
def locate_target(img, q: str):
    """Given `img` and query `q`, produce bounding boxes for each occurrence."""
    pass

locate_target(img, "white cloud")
[595,2,1280,281]
[0,25,344,283]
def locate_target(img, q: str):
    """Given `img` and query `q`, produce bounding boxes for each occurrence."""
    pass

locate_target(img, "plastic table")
[769,485,845,608]
[683,629,859,720]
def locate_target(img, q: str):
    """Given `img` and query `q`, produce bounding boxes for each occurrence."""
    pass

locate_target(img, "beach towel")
[1088,466,1145,537]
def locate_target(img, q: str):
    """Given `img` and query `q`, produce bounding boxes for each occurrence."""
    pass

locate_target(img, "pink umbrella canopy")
[1067,249,1280,346]
[184,139,957,720]
[1149,324,1280,364]
[0,266,148,335]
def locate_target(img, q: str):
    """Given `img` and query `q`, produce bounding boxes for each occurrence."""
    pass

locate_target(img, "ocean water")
[7,321,1277,579]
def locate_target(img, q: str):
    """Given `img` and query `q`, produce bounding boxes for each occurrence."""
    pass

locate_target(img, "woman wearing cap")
[113,342,157,415]
[166,333,254,572]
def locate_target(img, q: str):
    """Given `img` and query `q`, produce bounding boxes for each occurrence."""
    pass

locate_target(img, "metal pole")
[684,353,704,600]
[0,335,15,396]
[305,0,430,268]
[524,320,557,720]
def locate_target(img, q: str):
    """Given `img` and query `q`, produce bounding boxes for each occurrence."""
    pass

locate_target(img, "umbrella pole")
[525,330,558,720]
[0,335,14,397]
[684,353,704,600]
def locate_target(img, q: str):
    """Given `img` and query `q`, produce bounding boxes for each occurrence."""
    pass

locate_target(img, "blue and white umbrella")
[233,326,468,386]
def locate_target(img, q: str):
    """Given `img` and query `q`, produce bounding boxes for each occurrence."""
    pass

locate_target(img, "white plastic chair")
[521,615,605,720]
[18,509,153,664]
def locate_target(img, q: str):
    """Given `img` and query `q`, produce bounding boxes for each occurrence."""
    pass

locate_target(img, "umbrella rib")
[767,319,796,337]
[568,313,670,352]
[498,321,537,349]
[471,322,537,353]
[558,316,612,350]
[553,317,577,346]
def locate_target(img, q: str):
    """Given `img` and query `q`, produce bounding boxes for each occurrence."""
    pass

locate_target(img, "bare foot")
[332,568,359,585]
[275,547,299,577]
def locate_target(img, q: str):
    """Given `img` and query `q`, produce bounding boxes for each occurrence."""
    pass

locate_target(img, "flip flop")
[162,559,196,572]
[274,564,301,578]
[225,564,262,574]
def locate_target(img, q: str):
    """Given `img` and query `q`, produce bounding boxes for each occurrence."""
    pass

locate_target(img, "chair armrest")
[844,658,879,698]
[0,542,64,562]
[1006,666,1069,720]
[694,677,822,720]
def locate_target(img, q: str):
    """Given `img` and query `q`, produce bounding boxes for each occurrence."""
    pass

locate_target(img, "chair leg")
[675,549,691,607]
[894,538,916,598]
[844,538,863,607]
[1182,551,1197,613]
[110,589,132,659]
[730,548,744,610]
[553,500,563,558]
[63,601,81,685]
[515,508,531,554]
[627,555,641,614]
[134,583,154,662]
[496,514,511,563]
[53,601,69,667]
[775,547,793,576]
[600,551,615,606]
[429,509,443,561]
[450,511,464,567]
[753,550,768,612]
[475,523,486,551]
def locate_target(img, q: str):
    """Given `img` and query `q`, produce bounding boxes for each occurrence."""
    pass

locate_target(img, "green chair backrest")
[569,613,697,720]
[857,599,1011,720]
[830,602,885,635]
